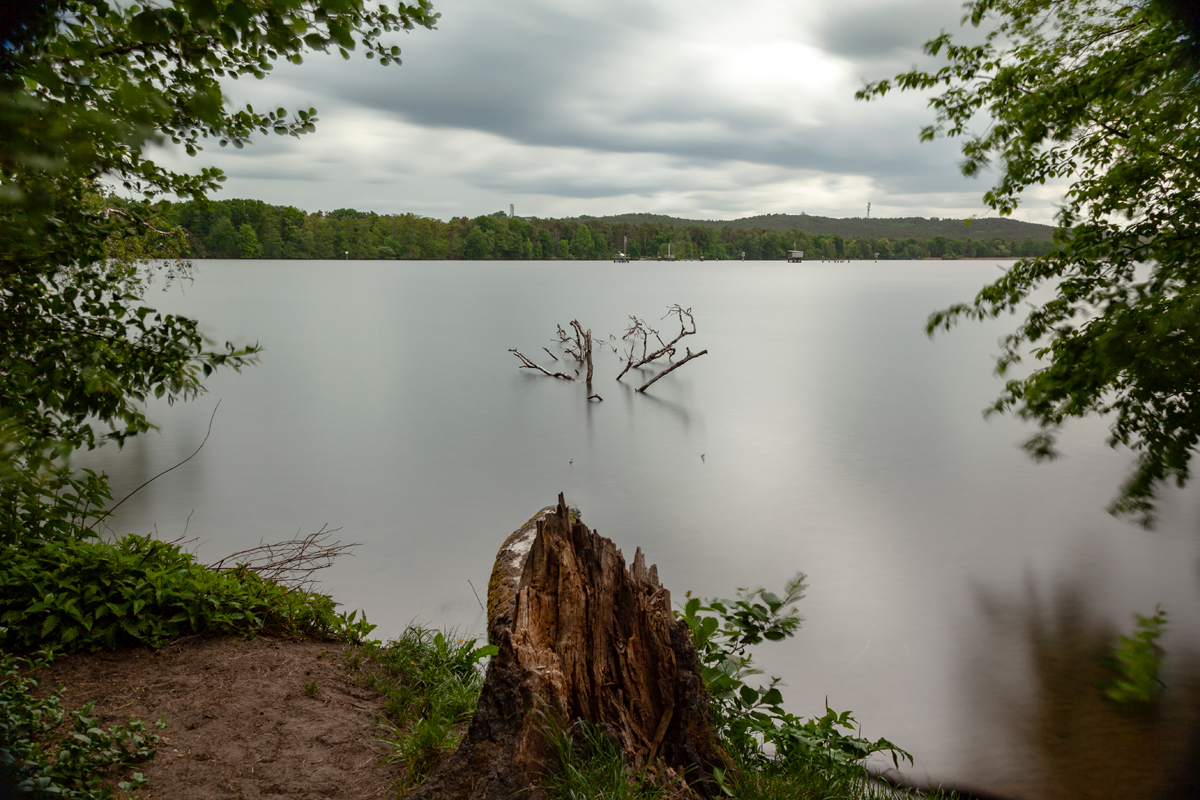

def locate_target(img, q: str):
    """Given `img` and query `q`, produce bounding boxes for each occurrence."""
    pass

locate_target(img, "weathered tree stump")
[407,494,730,800]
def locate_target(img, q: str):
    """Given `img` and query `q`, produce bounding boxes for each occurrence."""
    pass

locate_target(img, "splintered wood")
[407,495,730,800]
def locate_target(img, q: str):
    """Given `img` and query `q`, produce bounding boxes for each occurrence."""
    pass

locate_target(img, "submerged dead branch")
[509,348,575,380]
[511,306,704,396]
[637,347,708,393]
[569,319,595,387]
[618,305,697,381]
[211,524,357,593]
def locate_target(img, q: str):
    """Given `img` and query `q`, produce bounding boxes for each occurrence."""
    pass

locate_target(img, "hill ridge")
[570,212,1056,241]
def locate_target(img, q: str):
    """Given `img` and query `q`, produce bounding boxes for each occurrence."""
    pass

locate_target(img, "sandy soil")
[34,637,399,799]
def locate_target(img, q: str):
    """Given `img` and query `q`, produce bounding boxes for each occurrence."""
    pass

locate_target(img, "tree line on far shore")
[167,199,1058,262]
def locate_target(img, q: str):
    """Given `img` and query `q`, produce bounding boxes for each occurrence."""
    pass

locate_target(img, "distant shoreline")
[167,198,1057,262]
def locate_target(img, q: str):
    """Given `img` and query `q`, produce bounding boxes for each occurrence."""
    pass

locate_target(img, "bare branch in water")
[509,349,575,380]
[618,305,697,381]
[637,347,708,394]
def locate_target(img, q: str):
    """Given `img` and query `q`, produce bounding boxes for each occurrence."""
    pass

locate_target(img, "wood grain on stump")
[408,494,730,800]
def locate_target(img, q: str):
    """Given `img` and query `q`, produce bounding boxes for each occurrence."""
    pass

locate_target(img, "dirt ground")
[34,637,400,799]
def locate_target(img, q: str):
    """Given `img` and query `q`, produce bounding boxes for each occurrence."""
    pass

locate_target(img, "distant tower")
[509,203,515,218]
[867,201,871,219]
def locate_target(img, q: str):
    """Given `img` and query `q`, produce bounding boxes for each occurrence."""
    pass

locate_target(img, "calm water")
[80,259,1200,797]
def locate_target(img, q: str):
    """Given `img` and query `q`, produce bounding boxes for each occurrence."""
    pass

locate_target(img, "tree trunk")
[408,494,730,800]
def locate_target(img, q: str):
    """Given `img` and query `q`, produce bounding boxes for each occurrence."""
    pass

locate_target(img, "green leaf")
[129,10,168,41]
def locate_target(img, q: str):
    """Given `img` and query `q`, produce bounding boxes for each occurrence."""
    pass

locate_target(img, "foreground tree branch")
[857,0,1200,525]
[408,495,730,800]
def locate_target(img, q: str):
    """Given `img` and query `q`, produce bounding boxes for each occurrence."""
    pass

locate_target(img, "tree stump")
[407,494,730,800]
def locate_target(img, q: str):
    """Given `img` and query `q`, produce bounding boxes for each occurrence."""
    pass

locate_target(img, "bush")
[0,534,375,653]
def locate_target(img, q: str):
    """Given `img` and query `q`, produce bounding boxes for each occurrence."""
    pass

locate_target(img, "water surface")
[81,259,1200,796]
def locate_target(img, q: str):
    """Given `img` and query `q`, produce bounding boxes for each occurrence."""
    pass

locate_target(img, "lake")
[79,259,1200,797]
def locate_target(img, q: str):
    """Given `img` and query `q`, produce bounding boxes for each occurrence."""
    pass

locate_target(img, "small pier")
[787,249,804,263]
[613,252,630,263]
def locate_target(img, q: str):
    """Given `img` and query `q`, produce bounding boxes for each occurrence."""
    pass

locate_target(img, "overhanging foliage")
[860,0,1200,525]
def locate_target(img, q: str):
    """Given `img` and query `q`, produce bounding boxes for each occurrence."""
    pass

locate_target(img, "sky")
[155,0,1067,223]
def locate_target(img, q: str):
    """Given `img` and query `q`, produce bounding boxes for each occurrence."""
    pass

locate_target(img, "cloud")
[158,0,1062,223]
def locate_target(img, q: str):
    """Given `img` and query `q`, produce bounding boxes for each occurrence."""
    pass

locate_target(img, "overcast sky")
[156,0,1066,223]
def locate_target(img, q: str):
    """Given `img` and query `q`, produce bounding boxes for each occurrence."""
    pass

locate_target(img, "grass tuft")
[350,626,496,794]
[542,718,665,800]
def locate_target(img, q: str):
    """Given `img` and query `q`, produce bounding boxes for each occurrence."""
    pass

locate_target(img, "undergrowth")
[0,526,958,800]
[0,650,163,799]
[350,626,496,793]
[0,534,376,653]
[0,531,376,798]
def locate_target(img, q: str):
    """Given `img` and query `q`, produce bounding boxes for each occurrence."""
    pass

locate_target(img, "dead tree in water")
[513,320,601,397]
[512,308,705,397]
[617,305,697,382]
[407,495,730,800]
[618,305,708,393]
[559,319,595,388]
[637,347,708,393]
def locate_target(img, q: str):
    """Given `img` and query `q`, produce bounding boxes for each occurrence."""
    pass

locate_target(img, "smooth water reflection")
[78,260,1200,796]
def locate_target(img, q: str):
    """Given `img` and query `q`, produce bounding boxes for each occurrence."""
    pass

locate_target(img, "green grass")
[541,718,665,800]
[538,728,964,800]
[350,626,496,793]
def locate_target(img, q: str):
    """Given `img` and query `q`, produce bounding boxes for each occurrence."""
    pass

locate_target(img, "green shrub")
[0,651,162,799]
[0,534,376,653]
[678,576,912,785]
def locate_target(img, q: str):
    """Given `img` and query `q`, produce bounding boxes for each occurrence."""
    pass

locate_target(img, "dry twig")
[91,401,221,531]
[210,524,357,593]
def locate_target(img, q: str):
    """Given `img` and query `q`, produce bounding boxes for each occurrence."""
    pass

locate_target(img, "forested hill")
[591,213,1057,241]
[165,198,1058,261]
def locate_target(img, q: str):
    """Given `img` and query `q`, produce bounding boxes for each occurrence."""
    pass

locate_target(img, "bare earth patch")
[35,637,399,799]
